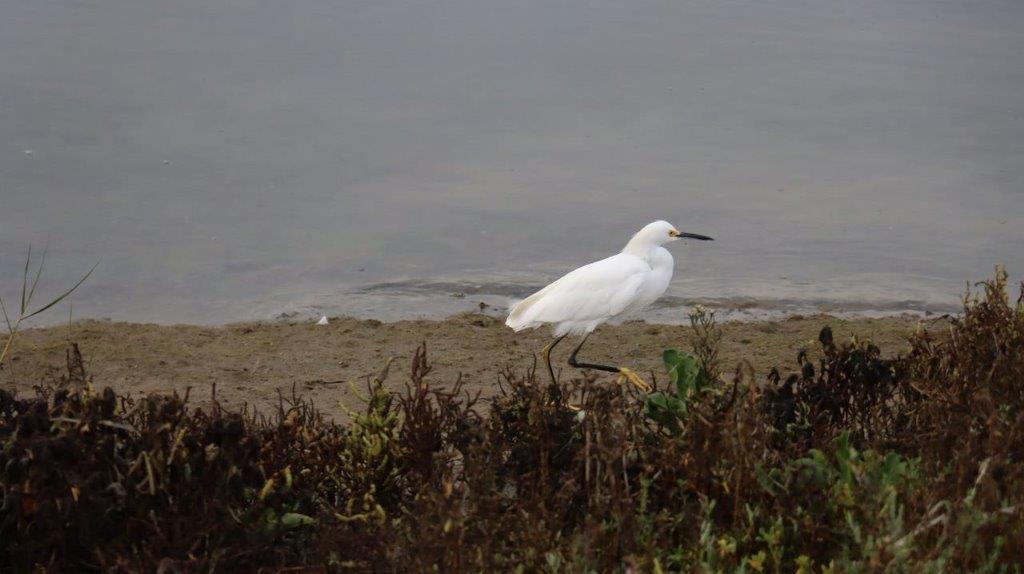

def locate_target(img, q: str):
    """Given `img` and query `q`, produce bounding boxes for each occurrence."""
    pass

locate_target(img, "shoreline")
[3,313,946,420]
[27,271,968,327]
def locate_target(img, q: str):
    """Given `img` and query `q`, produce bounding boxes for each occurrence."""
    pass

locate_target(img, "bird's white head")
[626,220,714,251]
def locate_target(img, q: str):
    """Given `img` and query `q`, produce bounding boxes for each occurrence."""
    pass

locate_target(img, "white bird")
[506,220,713,391]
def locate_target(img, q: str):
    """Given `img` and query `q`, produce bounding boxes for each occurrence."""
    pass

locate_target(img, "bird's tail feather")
[504,290,549,331]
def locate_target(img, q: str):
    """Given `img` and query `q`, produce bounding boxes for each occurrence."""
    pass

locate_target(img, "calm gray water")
[2,0,1022,325]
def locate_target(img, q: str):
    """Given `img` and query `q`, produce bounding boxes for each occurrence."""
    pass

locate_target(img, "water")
[2,0,1022,325]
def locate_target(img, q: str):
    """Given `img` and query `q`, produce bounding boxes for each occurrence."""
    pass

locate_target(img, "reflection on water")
[2,0,1022,325]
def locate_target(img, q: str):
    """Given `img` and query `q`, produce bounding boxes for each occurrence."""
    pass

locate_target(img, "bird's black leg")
[541,334,567,385]
[569,331,606,372]
[568,333,652,392]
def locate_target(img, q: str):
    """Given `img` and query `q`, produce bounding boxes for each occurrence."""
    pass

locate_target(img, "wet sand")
[2,314,944,419]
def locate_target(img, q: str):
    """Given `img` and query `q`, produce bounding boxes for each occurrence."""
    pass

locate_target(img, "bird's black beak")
[674,231,714,241]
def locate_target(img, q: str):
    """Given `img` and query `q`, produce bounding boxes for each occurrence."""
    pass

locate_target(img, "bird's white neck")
[622,241,672,269]
[622,236,659,259]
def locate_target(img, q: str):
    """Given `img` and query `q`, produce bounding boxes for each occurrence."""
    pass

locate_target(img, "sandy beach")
[2,313,943,419]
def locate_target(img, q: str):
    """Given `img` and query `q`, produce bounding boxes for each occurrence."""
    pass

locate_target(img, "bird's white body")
[506,221,681,337]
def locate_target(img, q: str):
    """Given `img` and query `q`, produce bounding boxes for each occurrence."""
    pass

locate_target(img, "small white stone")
[316,315,329,326]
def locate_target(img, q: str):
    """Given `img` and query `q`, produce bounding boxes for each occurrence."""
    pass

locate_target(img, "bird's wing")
[506,254,650,330]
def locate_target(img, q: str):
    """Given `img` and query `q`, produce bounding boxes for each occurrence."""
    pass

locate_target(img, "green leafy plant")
[644,349,713,434]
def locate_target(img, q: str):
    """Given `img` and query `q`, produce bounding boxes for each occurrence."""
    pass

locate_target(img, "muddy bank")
[2,313,944,419]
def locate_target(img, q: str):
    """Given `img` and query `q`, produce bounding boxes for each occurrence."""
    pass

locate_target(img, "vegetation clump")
[1,271,1022,571]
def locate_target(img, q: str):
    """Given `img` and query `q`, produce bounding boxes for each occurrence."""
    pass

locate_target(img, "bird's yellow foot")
[617,367,652,393]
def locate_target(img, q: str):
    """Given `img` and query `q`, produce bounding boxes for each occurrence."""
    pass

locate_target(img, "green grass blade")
[26,244,49,310]
[23,261,98,321]
[0,295,12,333]
[20,244,32,314]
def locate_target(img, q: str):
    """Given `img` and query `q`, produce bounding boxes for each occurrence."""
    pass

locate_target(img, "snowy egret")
[506,220,713,391]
